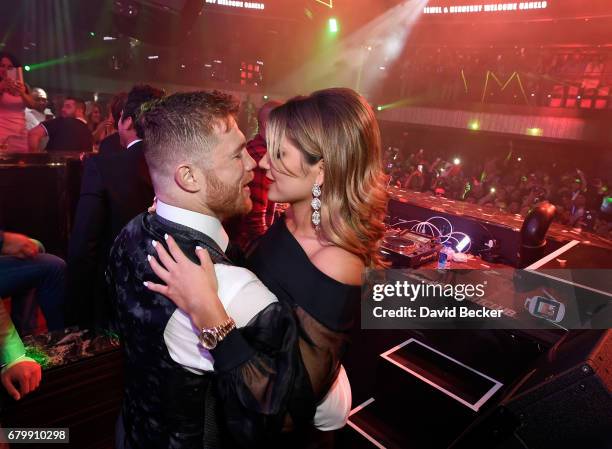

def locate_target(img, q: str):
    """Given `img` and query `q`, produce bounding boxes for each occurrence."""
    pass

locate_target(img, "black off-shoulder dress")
[246,216,361,445]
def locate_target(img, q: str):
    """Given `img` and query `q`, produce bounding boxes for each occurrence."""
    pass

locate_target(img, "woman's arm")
[28,124,47,152]
[92,118,113,144]
[145,235,311,446]
[9,79,37,109]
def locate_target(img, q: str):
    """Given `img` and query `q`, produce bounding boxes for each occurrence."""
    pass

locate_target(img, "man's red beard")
[205,171,253,219]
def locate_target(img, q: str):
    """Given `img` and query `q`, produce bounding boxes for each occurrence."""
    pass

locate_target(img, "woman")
[0,52,37,152]
[87,102,103,133]
[88,102,114,148]
[146,87,388,446]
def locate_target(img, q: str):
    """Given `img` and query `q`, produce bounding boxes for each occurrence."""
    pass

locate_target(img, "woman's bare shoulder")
[310,245,365,286]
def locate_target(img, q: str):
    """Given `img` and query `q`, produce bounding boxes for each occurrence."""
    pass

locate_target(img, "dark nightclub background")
[0,1,611,448]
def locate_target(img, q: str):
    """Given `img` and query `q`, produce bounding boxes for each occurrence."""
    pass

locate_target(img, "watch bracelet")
[217,317,236,341]
[205,317,236,342]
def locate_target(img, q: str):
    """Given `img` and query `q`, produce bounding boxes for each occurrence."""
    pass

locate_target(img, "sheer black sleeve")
[211,301,314,448]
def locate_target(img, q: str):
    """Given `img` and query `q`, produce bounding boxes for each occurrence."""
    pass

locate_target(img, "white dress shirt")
[24,108,46,130]
[156,200,351,430]
[126,138,142,150]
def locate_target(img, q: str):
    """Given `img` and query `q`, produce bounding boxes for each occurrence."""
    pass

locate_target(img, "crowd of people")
[0,51,117,153]
[385,146,611,238]
[386,46,612,107]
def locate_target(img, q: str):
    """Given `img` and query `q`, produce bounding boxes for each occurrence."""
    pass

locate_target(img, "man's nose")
[244,150,257,171]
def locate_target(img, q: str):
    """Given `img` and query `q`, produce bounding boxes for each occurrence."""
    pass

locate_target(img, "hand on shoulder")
[310,246,365,286]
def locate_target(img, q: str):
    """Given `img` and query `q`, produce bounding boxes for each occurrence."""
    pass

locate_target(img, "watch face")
[199,331,218,350]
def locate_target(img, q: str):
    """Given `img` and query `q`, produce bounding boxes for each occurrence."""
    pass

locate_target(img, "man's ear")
[174,164,201,193]
[123,116,134,131]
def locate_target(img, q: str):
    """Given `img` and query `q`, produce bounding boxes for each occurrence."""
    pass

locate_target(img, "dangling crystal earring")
[311,183,321,229]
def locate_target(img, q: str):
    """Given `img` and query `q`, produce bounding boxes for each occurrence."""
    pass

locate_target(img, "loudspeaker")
[451,330,612,449]
[504,330,611,449]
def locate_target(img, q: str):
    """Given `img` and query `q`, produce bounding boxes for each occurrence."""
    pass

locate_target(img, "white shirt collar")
[155,200,229,251]
[76,117,87,124]
[126,138,143,150]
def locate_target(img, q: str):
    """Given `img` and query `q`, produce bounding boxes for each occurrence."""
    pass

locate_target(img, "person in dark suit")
[28,97,93,152]
[98,91,127,156]
[66,85,164,329]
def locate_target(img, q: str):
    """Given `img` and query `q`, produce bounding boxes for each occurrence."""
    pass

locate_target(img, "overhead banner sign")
[424,1,548,15]
[204,0,265,10]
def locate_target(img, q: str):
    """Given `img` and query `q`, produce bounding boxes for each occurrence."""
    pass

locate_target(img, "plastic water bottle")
[437,244,454,269]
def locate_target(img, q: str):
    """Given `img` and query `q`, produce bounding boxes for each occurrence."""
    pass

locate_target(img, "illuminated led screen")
[423,1,548,15]
[204,0,266,10]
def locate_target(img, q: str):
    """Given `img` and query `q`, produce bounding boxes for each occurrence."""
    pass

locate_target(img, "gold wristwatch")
[198,317,236,350]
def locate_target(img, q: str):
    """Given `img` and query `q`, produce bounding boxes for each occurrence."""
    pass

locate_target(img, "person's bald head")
[257,100,282,141]
[30,87,48,113]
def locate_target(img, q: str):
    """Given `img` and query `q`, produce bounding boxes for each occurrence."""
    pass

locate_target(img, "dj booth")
[342,187,612,449]
[385,187,612,269]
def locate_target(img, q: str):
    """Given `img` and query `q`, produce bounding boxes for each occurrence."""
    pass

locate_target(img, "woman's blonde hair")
[267,87,388,268]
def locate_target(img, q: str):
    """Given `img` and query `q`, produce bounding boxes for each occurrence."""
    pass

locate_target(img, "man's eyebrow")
[233,142,246,154]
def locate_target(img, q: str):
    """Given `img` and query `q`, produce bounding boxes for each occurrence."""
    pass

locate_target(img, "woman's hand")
[147,197,157,214]
[93,118,114,139]
[2,78,26,97]
[4,79,37,108]
[144,234,229,329]
[1,78,19,95]
[12,80,27,97]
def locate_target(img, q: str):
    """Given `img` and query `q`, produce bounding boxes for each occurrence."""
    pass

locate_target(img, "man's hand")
[1,361,42,401]
[1,232,39,259]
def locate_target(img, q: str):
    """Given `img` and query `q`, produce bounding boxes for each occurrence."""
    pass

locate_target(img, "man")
[98,92,128,156]
[28,97,92,152]
[0,227,66,334]
[24,87,53,130]
[1,302,41,402]
[226,100,281,250]
[65,85,164,329]
[108,91,348,448]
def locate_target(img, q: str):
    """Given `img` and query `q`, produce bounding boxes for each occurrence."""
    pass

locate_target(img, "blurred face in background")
[89,105,102,124]
[0,57,14,80]
[61,99,78,118]
[31,88,48,113]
